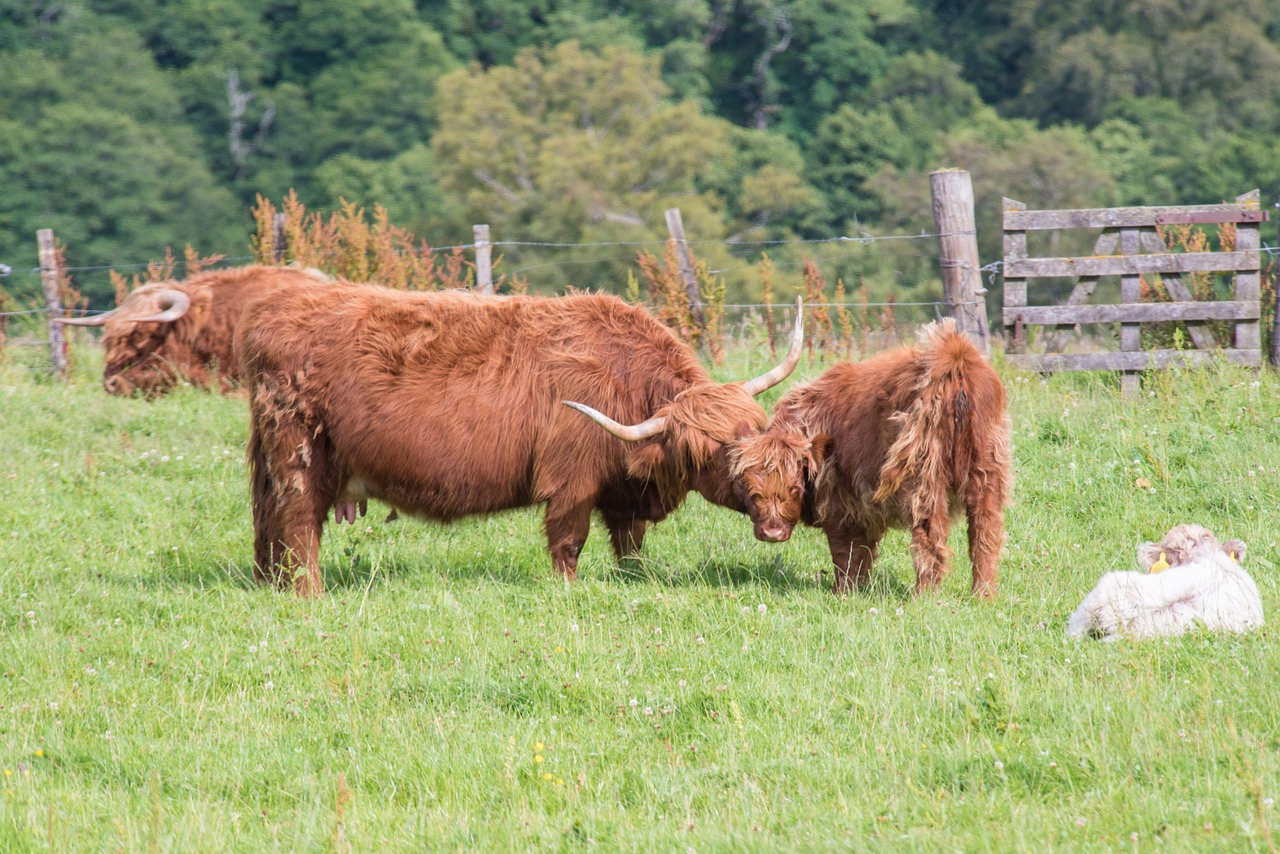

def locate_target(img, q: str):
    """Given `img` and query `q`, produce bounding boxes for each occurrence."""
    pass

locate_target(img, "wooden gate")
[1002,190,1265,390]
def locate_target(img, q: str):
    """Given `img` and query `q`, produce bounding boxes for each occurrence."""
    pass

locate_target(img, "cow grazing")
[57,265,329,397]
[1065,524,1262,641]
[724,319,1012,598]
[236,284,803,596]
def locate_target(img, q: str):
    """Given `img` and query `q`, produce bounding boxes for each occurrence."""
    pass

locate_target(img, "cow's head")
[564,299,805,507]
[1137,523,1247,571]
[57,283,193,396]
[727,428,829,542]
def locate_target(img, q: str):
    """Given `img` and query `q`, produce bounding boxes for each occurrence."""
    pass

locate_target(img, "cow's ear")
[1136,540,1163,570]
[732,419,757,441]
[807,433,831,470]
[1222,539,1247,563]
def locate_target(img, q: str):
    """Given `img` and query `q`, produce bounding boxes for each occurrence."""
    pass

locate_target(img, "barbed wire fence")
[1,169,996,378]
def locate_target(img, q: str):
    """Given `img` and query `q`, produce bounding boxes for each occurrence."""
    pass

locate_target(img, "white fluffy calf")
[1066,524,1264,641]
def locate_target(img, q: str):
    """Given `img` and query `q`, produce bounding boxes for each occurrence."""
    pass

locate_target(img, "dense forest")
[3,0,1280,306]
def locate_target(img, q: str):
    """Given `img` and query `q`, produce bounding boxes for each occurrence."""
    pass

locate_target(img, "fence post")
[1271,200,1280,369]
[473,224,493,294]
[664,207,707,331]
[37,228,69,379]
[930,169,990,354]
[272,212,287,264]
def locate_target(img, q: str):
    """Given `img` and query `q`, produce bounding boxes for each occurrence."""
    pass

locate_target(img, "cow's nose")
[759,523,791,543]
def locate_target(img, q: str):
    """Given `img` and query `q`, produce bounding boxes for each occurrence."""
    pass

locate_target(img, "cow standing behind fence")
[57,265,329,397]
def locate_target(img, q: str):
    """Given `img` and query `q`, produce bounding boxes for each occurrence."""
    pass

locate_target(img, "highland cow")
[1066,524,1262,640]
[723,319,1012,598]
[235,284,802,596]
[57,265,328,397]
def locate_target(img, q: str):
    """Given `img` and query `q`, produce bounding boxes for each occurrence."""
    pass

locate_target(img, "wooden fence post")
[930,169,990,354]
[473,224,493,294]
[272,212,287,264]
[1271,200,1280,369]
[37,228,69,378]
[664,208,707,331]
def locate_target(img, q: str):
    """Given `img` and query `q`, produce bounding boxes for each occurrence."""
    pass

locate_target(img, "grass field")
[1,344,1278,851]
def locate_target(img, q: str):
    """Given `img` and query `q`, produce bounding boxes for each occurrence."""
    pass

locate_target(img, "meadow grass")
[0,344,1278,851]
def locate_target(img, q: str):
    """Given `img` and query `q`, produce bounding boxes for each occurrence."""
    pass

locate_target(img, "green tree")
[431,41,741,291]
[808,53,988,229]
[0,105,245,304]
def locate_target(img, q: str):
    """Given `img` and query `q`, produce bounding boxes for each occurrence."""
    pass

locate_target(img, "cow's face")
[1137,523,1247,570]
[728,431,828,542]
[102,321,174,396]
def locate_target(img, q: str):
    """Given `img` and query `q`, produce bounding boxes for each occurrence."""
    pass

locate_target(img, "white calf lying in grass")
[1066,524,1264,641]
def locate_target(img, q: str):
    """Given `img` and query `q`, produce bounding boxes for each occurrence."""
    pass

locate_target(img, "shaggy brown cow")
[725,319,1012,599]
[57,265,328,397]
[236,284,803,596]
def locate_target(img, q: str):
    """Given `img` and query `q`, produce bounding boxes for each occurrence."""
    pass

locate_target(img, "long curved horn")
[562,401,667,442]
[130,289,191,323]
[54,309,116,327]
[740,296,804,396]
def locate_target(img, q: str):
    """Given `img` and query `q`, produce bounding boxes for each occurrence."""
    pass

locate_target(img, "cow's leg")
[276,436,339,598]
[966,485,1006,601]
[602,512,646,562]
[249,426,287,586]
[824,523,880,594]
[544,497,594,580]
[909,496,953,595]
[249,381,337,596]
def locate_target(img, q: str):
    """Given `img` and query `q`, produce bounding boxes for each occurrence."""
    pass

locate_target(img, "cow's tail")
[873,319,983,511]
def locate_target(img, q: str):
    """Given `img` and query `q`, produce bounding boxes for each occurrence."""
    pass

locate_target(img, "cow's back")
[237,284,714,520]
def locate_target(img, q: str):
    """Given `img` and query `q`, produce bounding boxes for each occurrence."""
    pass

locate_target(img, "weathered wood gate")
[1002,190,1266,391]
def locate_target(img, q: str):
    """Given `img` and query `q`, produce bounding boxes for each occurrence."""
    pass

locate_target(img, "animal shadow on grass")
[608,552,824,595]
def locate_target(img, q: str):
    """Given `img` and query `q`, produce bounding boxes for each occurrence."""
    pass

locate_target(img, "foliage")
[107,247,227,304]
[250,192,478,291]
[5,0,1280,321]
[0,347,1278,848]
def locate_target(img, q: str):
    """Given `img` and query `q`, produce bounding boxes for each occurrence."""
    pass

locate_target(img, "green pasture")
[0,345,1277,851]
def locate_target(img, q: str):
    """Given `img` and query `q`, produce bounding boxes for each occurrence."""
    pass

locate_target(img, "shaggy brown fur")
[87,266,325,397]
[236,284,782,596]
[729,320,1012,598]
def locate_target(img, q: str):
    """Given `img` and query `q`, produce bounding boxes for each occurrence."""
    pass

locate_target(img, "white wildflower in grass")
[756,603,766,614]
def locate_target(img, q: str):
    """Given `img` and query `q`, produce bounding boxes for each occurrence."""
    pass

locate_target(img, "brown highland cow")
[235,283,802,596]
[725,319,1012,598]
[57,265,327,397]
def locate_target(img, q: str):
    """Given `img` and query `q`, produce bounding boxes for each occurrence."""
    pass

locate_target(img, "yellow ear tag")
[1149,551,1170,574]
[1229,550,1238,562]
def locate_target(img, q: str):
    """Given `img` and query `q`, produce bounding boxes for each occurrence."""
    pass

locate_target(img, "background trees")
[1,0,1277,305]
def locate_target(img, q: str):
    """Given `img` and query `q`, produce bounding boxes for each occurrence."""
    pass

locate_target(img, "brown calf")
[728,320,1012,598]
